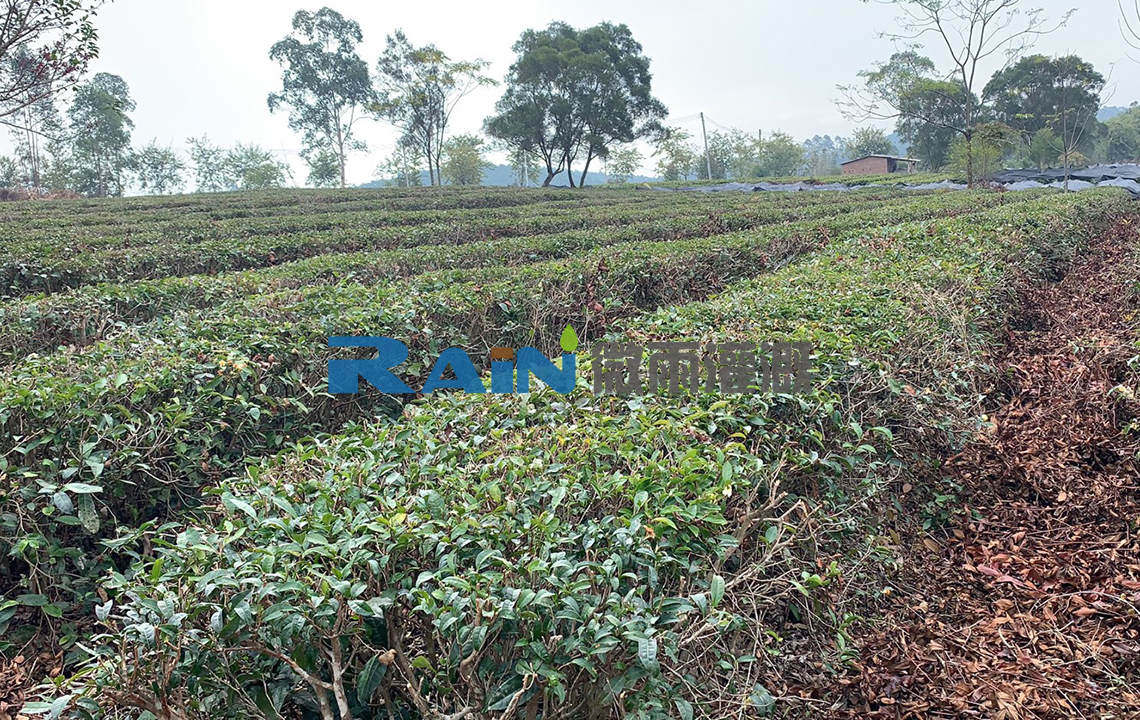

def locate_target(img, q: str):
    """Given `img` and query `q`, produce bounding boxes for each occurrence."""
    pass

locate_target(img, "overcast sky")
[9,0,1137,184]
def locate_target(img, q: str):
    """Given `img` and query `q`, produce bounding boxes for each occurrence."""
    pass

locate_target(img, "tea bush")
[0,189,1028,362]
[0,189,913,297]
[46,189,1134,719]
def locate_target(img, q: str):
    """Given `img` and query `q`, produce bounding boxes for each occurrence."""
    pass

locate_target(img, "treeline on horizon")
[3,2,1140,198]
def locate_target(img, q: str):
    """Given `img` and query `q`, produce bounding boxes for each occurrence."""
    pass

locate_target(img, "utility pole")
[700,112,713,180]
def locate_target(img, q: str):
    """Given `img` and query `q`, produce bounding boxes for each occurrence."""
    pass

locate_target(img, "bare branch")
[1121,0,1140,58]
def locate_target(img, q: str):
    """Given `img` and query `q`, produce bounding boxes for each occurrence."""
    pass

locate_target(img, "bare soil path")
[835,219,1140,719]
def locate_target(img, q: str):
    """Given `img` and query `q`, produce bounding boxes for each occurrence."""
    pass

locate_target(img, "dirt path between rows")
[834,219,1140,719]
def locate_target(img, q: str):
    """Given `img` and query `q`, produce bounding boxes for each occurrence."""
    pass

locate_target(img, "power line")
[705,116,735,132]
[665,113,748,136]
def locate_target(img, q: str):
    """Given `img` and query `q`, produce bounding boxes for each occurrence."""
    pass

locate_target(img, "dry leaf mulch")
[830,218,1140,719]
[0,654,29,720]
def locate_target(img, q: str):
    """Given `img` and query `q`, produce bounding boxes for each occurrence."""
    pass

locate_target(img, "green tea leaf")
[78,493,99,534]
[710,574,726,608]
[61,483,102,495]
[637,637,658,672]
[356,655,387,702]
[748,683,776,714]
[221,492,256,519]
[51,492,74,515]
[674,698,694,720]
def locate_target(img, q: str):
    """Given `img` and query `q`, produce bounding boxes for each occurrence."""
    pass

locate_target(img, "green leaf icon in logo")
[560,325,579,353]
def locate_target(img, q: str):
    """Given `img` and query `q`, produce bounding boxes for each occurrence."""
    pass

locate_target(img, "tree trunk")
[579,151,594,188]
[541,156,555,187]
[566,161,575,188]
[336,124,347,189]
[965,130,975,189]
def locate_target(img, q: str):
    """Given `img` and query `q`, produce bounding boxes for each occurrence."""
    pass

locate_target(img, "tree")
[985,54,1105,185]
[1022,127,1059,169]
[652,127,697,181]
[485,22,666,187]
[693,130,732,180]
[1102,105,1140,162]
[376,140,422,187]
[839,0,1071,186]
[440,133,489,186]
[0,0,104,121]
[62,72,134,197]
[949,122,1014,183]
[373,31,494,187]
[605,145,642,183]
[302,147,341,188]
[187,135,230,192]
[847,127,897,159]
[895,82,963,170]
[4,46,62,189]
[0,155,17,187]
[131,141,184,194]
[755,131,805,177]
[693,128,756,180]
[505,145,540,186]
[687,128,806,181]
[985,54,1104,160]
[853,51,964,170]
[268,7,372,188]
[224,143,292,190]
[803,135,848,176]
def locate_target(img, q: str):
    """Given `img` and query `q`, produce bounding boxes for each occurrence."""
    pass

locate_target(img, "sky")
[6,0,1138,185]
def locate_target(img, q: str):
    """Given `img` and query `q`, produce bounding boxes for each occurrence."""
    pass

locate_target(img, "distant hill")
[1099,106,1136,121]
[359,163,660,189]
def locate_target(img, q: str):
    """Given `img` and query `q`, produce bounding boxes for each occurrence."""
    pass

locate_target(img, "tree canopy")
[1102,106,1140,163]
[847,127,897,159]
[268,7,372,188]
[60,72,134,197]
[372,31,493,187]
[440,133,489,186]
[984,54,1104,157]
[131,141,185,195]
[485,22,666,187]
[651,127,697,181]
[223,143,293,190]
[0,0,104,120]
[605,145,642,183]
[4,45,62,189]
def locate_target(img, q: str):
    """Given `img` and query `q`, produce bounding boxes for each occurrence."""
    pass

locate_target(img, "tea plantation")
[1,185,1135,718]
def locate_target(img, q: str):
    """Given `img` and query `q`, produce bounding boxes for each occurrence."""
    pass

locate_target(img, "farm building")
[841,154,919,175]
